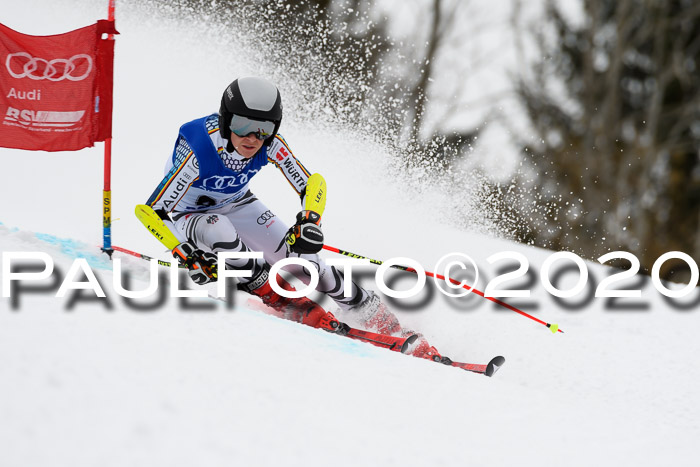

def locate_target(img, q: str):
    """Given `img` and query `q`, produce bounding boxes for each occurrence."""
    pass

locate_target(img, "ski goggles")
[229,114,276,140]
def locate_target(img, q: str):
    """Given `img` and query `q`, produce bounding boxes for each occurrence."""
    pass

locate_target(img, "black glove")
[285,210,324,254]
[172,241,218,285]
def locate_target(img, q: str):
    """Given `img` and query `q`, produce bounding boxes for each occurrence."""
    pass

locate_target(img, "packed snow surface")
[2,2,699,466]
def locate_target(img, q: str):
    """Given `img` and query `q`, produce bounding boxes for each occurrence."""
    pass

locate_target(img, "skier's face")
[230,132,264,158]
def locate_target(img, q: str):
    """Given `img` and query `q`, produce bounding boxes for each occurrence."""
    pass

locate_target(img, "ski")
[449,356,506,377]
[344,328,418,353]
[246,298,501,376]
[340,328,504,377]
[245,298,416,353]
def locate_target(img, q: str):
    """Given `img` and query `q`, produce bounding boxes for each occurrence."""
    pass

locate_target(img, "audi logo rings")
[5,52,93,82]
[257,210,275,225]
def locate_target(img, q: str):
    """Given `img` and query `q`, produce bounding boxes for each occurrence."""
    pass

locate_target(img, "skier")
[142,77,443,361]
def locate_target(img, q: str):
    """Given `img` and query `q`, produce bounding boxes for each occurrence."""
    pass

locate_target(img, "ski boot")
[316,310,350,336]
[408,337,452,365]
[354,291,402,335]
[243,269,348,335]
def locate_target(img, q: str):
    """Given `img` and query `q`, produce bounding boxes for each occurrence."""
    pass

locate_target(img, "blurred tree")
[201,0,393,128]
[394,0,480,172]
[186,0,480,170]
[166,0,499,233]
[506,0,700,277]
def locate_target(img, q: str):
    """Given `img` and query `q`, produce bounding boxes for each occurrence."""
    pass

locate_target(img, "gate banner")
[0,20,118,151]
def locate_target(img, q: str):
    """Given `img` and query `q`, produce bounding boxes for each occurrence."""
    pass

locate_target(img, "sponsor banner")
[0,20,118,151]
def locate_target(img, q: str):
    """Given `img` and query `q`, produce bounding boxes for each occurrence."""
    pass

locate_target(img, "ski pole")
[112,245,184,268]
[112,244,562,333]
[322,244,563,334]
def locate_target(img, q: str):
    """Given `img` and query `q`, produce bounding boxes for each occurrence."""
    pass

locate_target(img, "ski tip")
[400,334,419,354]
[485,356,506,377]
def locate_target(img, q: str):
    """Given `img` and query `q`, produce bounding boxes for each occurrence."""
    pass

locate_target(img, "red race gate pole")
[102,0,116,256]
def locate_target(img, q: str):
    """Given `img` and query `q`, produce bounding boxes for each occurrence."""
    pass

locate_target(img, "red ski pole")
[322,244,563,334]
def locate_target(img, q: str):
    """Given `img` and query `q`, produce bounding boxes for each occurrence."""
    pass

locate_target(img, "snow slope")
[2,2,700,466]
